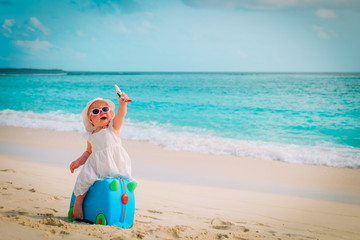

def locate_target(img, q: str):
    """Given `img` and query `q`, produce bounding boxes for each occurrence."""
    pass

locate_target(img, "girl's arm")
[112,92,130,132]
[70,141,92,173]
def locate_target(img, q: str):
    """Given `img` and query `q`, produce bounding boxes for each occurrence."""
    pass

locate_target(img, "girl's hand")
[70,159,81,173]
[69,150,90,173]
[119,92,130,103]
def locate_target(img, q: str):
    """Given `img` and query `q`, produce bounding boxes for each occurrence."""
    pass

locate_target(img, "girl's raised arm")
[112,92,130,132]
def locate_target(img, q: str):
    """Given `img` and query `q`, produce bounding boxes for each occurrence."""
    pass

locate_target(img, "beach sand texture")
[1,126,360,240]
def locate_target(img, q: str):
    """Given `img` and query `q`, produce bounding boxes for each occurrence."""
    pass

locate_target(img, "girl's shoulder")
[109,119,121,138]
[108,118,114,131]
[109,118,120,138]
[83,131,92,140]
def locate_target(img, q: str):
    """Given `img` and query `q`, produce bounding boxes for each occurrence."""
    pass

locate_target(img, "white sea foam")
[121,120,360,168]
[1,109,359,168]
[0,109,83,132]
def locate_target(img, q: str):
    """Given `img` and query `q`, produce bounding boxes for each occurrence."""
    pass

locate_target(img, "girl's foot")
[73,194,86,219]
[127,181,138,192]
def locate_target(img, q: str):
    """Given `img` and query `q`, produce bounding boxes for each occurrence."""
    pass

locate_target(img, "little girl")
[70,91,137,220]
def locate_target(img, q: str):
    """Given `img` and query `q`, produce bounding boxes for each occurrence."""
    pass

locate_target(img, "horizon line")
[1,68,359,74]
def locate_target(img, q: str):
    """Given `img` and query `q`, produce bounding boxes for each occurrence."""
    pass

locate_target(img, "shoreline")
[1,109,359,169]
[1,126,360,239]
[1,126,360,205]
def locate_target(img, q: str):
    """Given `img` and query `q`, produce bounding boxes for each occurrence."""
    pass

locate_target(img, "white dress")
[74,120,133,196]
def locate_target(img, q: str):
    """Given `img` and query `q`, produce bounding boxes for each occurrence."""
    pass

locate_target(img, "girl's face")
[88,100,113,129]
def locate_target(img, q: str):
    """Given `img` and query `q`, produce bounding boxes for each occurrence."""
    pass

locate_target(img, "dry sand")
[0,126,360,240]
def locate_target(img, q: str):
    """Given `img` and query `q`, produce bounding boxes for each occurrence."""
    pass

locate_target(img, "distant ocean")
[1,70,359,168]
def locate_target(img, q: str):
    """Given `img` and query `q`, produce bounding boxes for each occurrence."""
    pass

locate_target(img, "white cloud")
[136,21,156,34]
[15,39,53,50]
[2,17,50,38]
[250,0,300,9]
[115,22,128,32]
[2,19,15,37]
[182,0,360,10]
[312,25,336,39]
[316,9,337,18]
[105,21,128,33]
[142,21,153,28]
[182,0,302,10]
[136,26,146,34]
[29,16,50,35]
[2,19,15,33]
[108,19,157,35]
[312,25,328,39]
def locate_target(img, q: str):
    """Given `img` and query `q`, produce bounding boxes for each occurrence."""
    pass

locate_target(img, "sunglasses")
[89,106,111,115]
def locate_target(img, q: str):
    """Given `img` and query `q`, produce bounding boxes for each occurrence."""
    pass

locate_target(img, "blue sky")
[1,0,360,72]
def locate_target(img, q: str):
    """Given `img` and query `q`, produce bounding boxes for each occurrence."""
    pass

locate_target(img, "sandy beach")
[0,126,360,240]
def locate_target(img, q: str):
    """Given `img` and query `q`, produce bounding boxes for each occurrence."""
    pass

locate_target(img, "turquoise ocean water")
[1,71,359,168]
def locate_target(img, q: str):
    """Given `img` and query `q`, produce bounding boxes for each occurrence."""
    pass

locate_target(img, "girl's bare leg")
[73,192,86,219]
